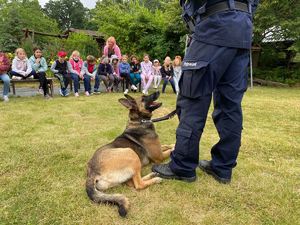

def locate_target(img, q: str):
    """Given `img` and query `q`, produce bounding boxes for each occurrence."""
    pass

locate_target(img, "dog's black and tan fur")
[86,92,173,217]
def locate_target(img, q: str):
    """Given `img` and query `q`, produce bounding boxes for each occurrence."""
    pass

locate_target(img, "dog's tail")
[86,177,129,217]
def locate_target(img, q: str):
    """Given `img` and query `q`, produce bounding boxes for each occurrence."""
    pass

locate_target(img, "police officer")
[152,0,259,183]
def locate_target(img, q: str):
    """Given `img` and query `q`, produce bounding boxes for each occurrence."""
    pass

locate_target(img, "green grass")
[0,87,299,225]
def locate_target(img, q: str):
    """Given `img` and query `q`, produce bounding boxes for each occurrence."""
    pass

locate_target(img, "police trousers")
[169,39,249,179]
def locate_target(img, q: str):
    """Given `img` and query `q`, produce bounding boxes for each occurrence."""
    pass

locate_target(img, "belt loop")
[248,0,252,14]
[228,0,235,10]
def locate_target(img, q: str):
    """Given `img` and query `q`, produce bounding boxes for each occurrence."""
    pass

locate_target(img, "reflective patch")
[183,61,198,67]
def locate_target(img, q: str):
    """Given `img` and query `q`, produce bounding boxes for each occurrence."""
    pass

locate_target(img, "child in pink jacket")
[69,50,83,97]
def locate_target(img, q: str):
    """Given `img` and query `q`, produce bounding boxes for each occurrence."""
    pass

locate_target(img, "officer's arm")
[251,0,260,14]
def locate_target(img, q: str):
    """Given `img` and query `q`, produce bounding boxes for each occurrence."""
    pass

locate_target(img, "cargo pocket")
[179,60,209,98]
[175,127,192,157]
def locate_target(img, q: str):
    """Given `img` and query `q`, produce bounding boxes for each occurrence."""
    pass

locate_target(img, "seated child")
[69,50,83,97]
[96,56,114,92]
[141,54,153,95]
[160,56,176,94]
[111,55,121,92]
[129,55,140,91]
[152,59,162,89]
[119,55,132,94]
[0,52,11,102]
[80,55,99,96]
[50,51,74,97]
[11,48,34,80]
[29,47,50,98]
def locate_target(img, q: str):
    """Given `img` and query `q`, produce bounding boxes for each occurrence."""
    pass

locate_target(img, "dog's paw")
[153,177,163,184]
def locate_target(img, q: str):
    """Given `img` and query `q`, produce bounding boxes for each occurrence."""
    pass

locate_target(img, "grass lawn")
[0,87,299,225]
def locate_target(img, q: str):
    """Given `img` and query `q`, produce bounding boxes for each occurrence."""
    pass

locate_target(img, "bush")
[63,33,100,59]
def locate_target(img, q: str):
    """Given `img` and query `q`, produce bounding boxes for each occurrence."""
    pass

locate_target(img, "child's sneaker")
[3,95,9,102]
[124,89,129,94]
[38,88,43,95]
[12,76,22,80]
[131,84,137,90]
[85,91,90,96]
[59,89,64,96]
[44,94,52,100]
[94,90,101,94]
[74,92,79,97]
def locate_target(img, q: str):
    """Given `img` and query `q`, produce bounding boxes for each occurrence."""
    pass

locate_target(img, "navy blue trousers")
[169,39,249,179]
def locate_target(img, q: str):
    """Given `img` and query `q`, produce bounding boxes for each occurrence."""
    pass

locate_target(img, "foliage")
[43,0,89,30]
[254,66,300,85]
[62,32,100,59]
[253,0,300,45]
[0,0,59,52]
[92,0,186,61]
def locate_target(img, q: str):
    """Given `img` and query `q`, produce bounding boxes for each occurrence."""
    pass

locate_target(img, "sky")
[38,0,97,9]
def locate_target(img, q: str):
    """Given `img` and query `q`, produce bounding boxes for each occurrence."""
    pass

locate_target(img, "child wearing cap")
[80,55,99,96]
[69,50,83,97]
[152,59,162,89]
[50,51,75,97]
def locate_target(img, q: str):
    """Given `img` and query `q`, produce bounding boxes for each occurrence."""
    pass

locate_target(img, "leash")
[141,109,177,124]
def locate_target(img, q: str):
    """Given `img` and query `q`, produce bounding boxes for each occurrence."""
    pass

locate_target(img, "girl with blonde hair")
[11,48,33,80]
[69,50,83,97]
[103,36,122,60]
[160,56,176,94]
[173,55,182,95]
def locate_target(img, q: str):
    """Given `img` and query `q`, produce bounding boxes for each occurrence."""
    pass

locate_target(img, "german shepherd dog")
[86,92,174,217]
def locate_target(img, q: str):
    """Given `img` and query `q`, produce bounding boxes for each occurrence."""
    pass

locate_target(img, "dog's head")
[118,91,162,120]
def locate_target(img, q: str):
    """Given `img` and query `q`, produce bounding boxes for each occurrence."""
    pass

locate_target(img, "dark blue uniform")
[168,0,259,180]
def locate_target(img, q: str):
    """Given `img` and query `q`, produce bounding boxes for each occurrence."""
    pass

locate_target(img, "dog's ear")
[124,94,135,102]
[118,98,136,109]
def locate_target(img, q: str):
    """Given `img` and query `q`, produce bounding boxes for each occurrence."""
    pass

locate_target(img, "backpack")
[0,52,11,74]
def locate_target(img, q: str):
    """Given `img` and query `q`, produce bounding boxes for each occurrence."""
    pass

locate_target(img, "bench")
[0,78,54,97]
[68,77,142,92]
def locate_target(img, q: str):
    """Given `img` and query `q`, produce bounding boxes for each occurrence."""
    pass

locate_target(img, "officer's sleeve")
[251,0,260,14]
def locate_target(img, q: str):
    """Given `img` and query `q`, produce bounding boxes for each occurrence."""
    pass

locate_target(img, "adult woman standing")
[103,37,122,60]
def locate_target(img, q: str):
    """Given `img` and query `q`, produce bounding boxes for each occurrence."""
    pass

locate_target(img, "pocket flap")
[176,128,192,138]
[182,60,208,71]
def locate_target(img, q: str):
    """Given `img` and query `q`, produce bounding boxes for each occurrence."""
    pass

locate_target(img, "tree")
[91,0,186,59]
[253,0,300,46]
[0,0,59,52]
[43,0,89,30]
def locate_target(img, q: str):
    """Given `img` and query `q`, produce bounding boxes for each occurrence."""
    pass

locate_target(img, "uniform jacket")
[193,0,260,49]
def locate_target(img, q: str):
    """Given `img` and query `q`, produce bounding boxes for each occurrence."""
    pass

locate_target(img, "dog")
[86,91,174,217]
